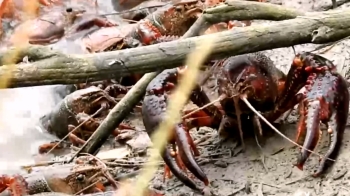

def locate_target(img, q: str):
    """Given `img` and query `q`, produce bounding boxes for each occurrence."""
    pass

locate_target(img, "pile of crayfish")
[0,0,348,195]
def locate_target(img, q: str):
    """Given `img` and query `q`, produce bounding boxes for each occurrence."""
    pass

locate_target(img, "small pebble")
[210,180,220,188]
[153,183,164,190]
[214,160,228,168]
[332,169,347,180]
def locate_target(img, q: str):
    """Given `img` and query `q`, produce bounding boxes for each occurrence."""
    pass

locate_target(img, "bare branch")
[203,0,304,23]
[1,4,350,88]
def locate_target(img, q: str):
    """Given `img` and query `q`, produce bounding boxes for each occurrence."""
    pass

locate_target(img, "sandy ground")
[0,0,350,196]
[152,125,350,196]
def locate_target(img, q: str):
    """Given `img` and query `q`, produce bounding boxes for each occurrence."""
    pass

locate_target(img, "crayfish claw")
[161,148,201,191]
[294,100,321,171]
[313,76,349,177]
[142,68,210,191]
[175,125,209,186]
[292,52,349,177]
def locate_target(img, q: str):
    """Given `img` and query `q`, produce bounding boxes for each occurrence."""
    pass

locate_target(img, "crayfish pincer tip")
[293,163,304,171]
[312,173,320,178]
[312,167,326,178]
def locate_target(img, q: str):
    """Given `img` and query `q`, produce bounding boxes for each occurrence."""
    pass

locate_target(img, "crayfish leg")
[38,142,64,154]
[74,17,116,32]
[163,165,171,182]
[183,109,214,129]
[118,123,134,130]
[69,133,86,146]
[185,131,200,156]
[67,124,87,146]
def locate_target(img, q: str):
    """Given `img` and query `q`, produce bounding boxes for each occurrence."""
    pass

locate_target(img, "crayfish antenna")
[253,123,269,173]
[240,95,334,162]
[182,95,224,119]
[292,46,297,56]
[233,96,246,150]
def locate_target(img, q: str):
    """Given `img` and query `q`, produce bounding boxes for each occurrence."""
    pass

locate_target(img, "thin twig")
[79,153,118,189]
[101,4,169,16]
[20,161,63,169]
[228,186,245,196]
[74,180,100,195]
[283,176,309,185]
[114,170,142,181]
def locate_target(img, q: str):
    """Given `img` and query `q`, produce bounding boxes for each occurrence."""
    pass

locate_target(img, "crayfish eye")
[175,5,184,12]
[76,174,85,181]
[66,8,73,13]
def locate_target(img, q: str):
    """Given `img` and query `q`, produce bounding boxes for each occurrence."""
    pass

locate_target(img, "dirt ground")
[151,124,350,196]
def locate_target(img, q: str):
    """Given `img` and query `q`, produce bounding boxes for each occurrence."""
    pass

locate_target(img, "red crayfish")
[0,157,117,195]
[142,52,349,193]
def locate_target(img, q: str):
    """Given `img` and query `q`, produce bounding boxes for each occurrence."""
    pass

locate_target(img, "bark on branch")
[1,3,350,88]
[203,0,304,23]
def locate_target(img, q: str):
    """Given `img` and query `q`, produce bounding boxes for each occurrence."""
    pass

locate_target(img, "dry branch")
[203,0,304,23]
[1,3,350,87]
